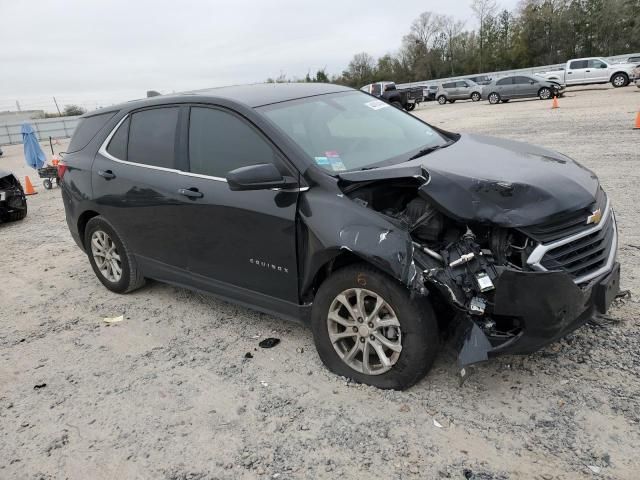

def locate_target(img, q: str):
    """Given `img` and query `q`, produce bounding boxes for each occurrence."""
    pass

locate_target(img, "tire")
[85,216,145,294]
[405,103,416,111]
[2,202,27,223]
[488,92,501,104]
[43,179,52,190]
[391,101,403,109]
[611,73,628,88]
[311,264,439,390]
[538,87,552,100]
[471,92,481,102]
[437,95,447,105]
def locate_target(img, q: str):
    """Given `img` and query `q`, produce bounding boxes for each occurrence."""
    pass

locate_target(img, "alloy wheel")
[489,93,499,104]
[539,88,551,100]
[612,74,626,87]
[91,230,122,283]
[327,288,402,375]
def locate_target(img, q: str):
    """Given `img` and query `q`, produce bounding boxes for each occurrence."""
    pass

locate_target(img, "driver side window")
[188,107,276,178]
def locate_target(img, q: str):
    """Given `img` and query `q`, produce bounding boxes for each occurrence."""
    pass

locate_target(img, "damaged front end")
[337,167,620,374]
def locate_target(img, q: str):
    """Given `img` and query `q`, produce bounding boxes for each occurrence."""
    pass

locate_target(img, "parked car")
[361,81,423,111]
[0,168,27,223]
[483,75,564,104]
[436,79,483,104]
[467,75,493,86]
[634,66,640,88]
[60,83,620,389]
[423,85,438,101]
[624,55,640,65]
[542,57,637,87]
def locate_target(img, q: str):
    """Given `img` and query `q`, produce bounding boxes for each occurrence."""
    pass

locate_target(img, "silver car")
[436,79,482,104]
[483,75,564,104]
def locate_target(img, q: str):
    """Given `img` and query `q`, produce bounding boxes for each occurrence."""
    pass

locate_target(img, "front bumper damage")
[411,225,620,374]
[456,263,620,369]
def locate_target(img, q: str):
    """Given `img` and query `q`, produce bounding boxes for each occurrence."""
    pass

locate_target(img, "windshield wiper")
[408,141,453,161]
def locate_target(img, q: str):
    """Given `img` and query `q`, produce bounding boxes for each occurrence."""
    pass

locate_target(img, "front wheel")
[488,92,501,104]
[471,92,481,102]
[437,95,447,105]
[405,103,416,111]
[539,87,552,100]
[611,73,629,88]
[85,216,145,294]
[311,264,439,390]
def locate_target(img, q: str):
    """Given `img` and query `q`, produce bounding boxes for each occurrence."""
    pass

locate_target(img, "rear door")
[566,60,587,84]
[495,77,515,97]
[178,105,300,303]
[92,106,189,269]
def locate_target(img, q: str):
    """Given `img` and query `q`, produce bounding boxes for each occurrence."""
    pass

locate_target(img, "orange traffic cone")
[634,111,640,130]
[551,96,559,109]
[24,176,37,195]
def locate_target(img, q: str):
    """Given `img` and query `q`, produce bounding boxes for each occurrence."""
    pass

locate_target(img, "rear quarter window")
[67,112,117,153]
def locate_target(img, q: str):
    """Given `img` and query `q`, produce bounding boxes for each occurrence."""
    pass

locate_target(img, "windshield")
[259,91,450,172]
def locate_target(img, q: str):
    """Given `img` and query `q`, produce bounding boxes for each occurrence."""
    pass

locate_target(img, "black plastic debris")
[258,338,280,349]
[33,383,47,390]
[244,352,254,359]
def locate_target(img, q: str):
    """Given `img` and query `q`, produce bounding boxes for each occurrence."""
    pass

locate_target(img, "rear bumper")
[457,262,620,367]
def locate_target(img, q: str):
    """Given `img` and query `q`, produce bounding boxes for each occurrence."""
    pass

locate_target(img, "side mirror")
[226,163,297,191]
[600,64,607,68]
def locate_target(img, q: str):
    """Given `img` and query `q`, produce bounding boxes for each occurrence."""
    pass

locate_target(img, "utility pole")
[16,100,21,111]
[53,96,62,116]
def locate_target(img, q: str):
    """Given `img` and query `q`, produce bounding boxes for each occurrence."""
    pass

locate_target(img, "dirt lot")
[1,85,639,480]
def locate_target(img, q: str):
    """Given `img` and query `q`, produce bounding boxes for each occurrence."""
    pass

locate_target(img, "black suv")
[61,83,620,389]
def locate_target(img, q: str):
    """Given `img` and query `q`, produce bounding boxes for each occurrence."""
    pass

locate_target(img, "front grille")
[520,188,606,243]
[539,211,615,280]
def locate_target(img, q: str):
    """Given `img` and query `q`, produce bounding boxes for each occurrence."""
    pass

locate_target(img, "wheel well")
[305,251,370,302]
[610,71,628,82]
[77,210,100,248]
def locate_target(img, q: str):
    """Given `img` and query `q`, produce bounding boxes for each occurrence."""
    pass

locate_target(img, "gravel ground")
[1,85,639,480]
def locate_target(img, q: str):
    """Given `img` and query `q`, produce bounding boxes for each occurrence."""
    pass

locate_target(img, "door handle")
[567,72,572,74]
[586,70,591,72]
[178,188,204,199]
[98,169,116,180]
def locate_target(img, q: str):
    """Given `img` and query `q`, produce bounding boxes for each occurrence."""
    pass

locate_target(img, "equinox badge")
[586,208,602,225]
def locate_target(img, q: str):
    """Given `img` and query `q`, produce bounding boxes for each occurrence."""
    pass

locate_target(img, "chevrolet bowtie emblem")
[586,208,602,225]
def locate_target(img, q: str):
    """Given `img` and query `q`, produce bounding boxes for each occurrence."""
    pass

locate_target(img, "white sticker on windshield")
[365,100,390,110]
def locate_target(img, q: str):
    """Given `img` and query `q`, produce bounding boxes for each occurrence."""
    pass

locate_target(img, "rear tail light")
[57,161,68,181]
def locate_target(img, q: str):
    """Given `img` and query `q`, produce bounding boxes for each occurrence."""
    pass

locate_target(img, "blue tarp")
[22,122,46,170]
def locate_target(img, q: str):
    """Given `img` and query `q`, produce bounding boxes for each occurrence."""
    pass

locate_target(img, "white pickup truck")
[542,57,637,88]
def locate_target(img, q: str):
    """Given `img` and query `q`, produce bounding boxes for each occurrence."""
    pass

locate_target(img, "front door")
[585,59,609,82]
[178,105,300,303]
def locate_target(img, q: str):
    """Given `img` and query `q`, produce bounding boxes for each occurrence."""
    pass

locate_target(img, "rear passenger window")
[106,117,129,160]
[442,83,454,89]
[189,107,275,178]
[127,107,179,169]
[67,111,117,153]
[569,60,588,69]
[496,77,513,86]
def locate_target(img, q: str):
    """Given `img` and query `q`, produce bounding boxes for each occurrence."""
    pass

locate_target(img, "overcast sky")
[1,0,518,112]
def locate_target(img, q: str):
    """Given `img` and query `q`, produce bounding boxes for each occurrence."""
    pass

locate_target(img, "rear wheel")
[405,103,416,111]
[437,95,447,105]
[488,92,501,104]
[311,264,439,390]
[538,87,552,100]
[43,179,52,190]
[471,92,481,102]
[611,73,628,88]
[85,216,145,294]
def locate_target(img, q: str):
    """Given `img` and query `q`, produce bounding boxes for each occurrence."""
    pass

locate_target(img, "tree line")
[270,0,640,87]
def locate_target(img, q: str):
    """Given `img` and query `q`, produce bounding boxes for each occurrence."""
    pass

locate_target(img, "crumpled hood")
[340,133,599,227]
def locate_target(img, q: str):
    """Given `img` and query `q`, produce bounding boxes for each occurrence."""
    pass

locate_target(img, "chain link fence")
[0,116,81,146]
